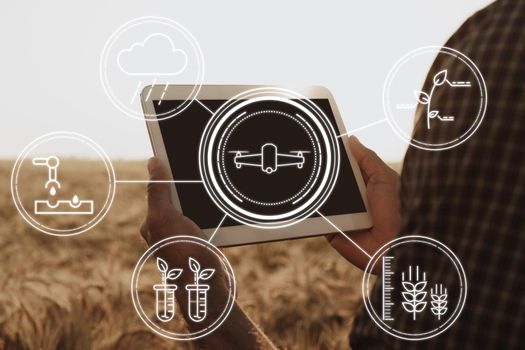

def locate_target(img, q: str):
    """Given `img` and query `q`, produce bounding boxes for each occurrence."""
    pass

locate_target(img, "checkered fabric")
[350,0,525,348]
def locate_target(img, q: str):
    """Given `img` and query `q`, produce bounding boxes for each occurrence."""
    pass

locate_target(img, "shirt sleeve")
[351,1,525,348]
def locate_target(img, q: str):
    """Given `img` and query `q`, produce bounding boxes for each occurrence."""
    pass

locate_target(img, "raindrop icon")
[72,195,79,204]
[49,187,56,196]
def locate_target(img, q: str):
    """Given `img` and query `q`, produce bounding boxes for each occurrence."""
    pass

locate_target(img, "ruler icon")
[382,255,395,321]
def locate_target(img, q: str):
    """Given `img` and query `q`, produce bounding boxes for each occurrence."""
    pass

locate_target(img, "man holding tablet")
[143,86,373,246]
[140,1,525,348]
[140,134,400,348]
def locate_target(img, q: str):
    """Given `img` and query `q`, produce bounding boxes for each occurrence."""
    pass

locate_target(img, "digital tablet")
[142,85,371,247]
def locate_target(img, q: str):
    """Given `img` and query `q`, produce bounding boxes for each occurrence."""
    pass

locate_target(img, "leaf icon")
[414,291,427,302]
[428,110,439,119]
[199,268,215,281]
[413,302,427,313]
[189,257,200,273]
[402,301,415,312]
[414,90,430,104]
[402,291,415,302]
[402,300,426,312]
[433,69,448,86]
[156,257,168,273]
[414,281,427,292]
[166,268,183,280]
[402,281,416,292]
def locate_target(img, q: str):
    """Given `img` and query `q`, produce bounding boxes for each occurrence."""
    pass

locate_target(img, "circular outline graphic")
[361,235,468,341]
[130,235,236,341]
[207,96,334,224]
[383,46,487,151]
[198,87,340,229]
[100,16,205,121]
[10,131,116,236]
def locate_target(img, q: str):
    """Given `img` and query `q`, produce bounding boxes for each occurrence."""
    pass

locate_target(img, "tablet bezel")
[142,85,372,247]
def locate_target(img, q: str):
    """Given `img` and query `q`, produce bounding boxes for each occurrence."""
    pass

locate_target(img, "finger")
[328,231,381,273]
[348,135,387,182]
[140,220,149,242]
[147,157,173,213]
[325,233,336,244]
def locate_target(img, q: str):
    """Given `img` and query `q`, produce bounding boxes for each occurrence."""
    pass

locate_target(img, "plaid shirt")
[351,1,525,349]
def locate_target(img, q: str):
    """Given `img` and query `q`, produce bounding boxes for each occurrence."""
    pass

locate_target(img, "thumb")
[147,157,173,213]
[348,135,386,182]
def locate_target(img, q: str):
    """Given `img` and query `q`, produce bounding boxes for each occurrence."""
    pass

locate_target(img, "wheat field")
[0,160,366,349]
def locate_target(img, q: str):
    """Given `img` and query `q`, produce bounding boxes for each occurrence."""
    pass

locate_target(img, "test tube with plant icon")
[185,257,215,322]
[153,257,182,322]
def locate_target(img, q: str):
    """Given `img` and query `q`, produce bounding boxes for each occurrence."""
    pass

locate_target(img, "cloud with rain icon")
[117,33,188,76]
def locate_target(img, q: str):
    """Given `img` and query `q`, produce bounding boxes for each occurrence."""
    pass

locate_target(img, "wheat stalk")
[430,283,448,320]
[401,265,427,320]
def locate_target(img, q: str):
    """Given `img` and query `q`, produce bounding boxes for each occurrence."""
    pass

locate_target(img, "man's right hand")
[326,136,401,272]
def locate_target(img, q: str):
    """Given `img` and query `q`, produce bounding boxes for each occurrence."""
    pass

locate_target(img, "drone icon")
[230,143,308,174]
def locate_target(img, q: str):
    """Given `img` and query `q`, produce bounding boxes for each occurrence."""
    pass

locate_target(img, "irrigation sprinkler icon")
[32,156,61,191]
[186,257,215,323]
[32,155,94,215]
[154,257,183,322]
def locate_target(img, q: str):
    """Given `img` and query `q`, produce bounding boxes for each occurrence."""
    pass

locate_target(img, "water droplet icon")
[72,195,79,204]
[50,187,56,196]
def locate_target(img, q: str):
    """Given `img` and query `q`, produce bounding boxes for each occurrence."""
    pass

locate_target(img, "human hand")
[140,157,203,247]
[139,158,272,348]
[326,136,400,272]
[140,158,231,326]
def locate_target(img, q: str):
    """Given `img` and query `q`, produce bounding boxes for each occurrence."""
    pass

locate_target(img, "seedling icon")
[185,257,215,322]
[153,257,183,322]
[415,69,471,129]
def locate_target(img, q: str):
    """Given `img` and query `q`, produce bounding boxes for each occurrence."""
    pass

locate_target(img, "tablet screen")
[153,98,366,229]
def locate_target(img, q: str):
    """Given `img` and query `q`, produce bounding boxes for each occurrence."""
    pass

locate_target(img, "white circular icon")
[383,46,487,151]
[362,235,467,341]
[10,131,116,236]
[199,87,340,229]
[131,235,236,341]
[100,16,204,121]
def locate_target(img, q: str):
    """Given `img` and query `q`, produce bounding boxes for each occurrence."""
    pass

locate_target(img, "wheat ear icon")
[430,283,448,320]
[401,265,427,320]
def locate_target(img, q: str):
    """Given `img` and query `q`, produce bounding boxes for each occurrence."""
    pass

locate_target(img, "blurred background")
[0,0,492,162]
[0,1,493,349]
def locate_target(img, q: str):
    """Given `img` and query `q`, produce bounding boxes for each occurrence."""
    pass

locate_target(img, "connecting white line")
[115,180,203,184]
[337,118,387,138]
[197,99,214,114]
[208,215,227,243]
[317,211,372,259]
